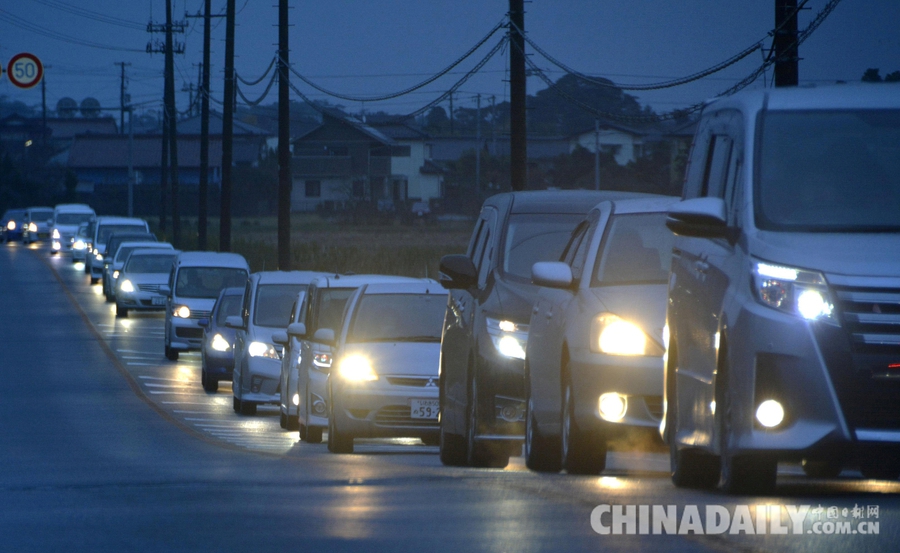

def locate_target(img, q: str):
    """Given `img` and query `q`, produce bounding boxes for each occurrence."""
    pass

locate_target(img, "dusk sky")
[1,1,898,124]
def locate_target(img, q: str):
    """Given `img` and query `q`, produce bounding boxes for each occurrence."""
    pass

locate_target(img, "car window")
[175,267,249,299]
[56,213,93,225]
[97,224,147,244]
[253,284,308,328]
[347,293,445,343]
[312,287,355,334]
[124,253,177,274]
[501,213,584,281]
[701,134,733,199]
[215,294,243,326]
[569,210,601,282]
[476,227,493,288]
[467,218,486,258]
[30,210,54,221]
[592,213,675,286]
[560,221,588,265]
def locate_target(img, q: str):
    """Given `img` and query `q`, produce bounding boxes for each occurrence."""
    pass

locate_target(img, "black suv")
[438,190,642,467]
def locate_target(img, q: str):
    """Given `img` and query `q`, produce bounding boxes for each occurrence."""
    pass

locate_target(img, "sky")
[1,0,898,125]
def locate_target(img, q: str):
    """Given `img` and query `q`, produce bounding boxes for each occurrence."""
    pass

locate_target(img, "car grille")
[385,376,437,388]
[138,284,160,292]
[824,285,900,429]
[175,327,204,339]
[374,405,438,428]
[190,310,212,320]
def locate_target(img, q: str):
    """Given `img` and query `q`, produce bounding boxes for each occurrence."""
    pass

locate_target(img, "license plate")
[410,399,439,419]
[151,296,166,306]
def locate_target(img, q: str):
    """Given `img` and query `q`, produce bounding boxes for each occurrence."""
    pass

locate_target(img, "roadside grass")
[154,214,473,277]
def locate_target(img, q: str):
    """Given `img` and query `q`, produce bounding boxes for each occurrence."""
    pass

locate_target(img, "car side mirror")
[532,261,573,289]
[224,315,245,330]
[312,328,335,346]
[287,322,306,339]
[271,331,289,346]
[666,197,730,239]
[439,254,477,290]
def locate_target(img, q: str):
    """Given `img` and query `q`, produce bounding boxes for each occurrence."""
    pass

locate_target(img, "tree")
[862,68,884,82]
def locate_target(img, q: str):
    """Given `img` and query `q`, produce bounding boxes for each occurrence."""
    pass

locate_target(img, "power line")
[30,0,146,30]
[0,8,145,53]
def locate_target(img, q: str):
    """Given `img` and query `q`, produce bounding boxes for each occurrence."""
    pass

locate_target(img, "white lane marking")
[140,376,195,382]
[117,349,158,354]
[122,355,158,360]
[148,391,207,395]
[127,363,158,366]
[145,383,194,388]
[162,401,224,405]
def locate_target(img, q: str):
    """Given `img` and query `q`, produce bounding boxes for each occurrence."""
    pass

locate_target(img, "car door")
[296,286,318,424]
[670,109,743,445]
[233,280,254,393]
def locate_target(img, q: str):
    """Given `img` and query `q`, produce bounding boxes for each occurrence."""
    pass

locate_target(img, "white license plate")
[410,399,439,420]
[151,296,166,306]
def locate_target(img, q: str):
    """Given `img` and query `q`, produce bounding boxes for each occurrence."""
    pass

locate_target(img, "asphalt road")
[2,241,898,552]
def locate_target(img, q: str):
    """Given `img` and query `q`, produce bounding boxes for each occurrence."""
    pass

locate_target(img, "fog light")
[313,400,326,415]
[756,399,785,428]
[292,393,300,406]
[251,376,264,394]
[599,392,627,422]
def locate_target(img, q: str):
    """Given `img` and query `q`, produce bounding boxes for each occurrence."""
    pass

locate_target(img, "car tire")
[90,276,99,285]
[282,411,299,431]
[201,370,218,392]
[525,369,561,472]
[667,343,720,489]
[165,344,178,361]
[439,371,468,466]
[802,459,843,479]
[115,304,128,318]
[327,399,353,454]
[233,396,240,412]
[465,372,509,468]
[560,378,606,475]
[300,423,323,444]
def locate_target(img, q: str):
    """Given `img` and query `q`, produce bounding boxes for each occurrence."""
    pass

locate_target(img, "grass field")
[154,214,474,278]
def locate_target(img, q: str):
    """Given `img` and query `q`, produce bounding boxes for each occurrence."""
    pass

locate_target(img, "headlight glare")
[248,341,280,359]
[119,279,135,293]
[486,317,528,360]
[753,260,836,325]
[591,314,662,356]
[28,222,37,232]
[52,228,60,239]
[337,355,377,381]
[73,240,85,250]
[6,221,15,230]
[210,333,231,352]
[174,305,191,318]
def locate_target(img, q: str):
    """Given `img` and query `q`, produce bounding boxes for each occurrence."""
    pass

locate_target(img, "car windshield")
[592,213,674,286]
[3,210,26,221]
[30,210,54,221]
[215,294,244,326]
[347,293,445,343]
[98,224,146,243]
[756,109,900,232]
[175,268,248,299]
[117,245,166,263]
[124,253,177,274]
[501,213,583,280]
[56,213,93,225]
[253,284,308,328]
[313,288,356,334]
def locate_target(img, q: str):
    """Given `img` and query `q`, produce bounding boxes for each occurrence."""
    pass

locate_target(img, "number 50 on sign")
[6,53,43,89]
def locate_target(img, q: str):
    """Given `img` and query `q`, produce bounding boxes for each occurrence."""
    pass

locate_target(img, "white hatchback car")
[229,271,326,416]
[326,281,447,453]
[115,248,180,318]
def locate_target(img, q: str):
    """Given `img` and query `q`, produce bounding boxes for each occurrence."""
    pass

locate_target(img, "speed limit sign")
[7,53,43,89]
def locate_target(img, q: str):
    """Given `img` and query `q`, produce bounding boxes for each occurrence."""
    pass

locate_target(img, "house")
[291,110,443,212]
[569,120,646,166]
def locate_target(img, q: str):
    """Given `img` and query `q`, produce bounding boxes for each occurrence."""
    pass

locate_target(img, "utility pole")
[448,93,454,136]
[475,94,481,192]
[187,2,223,250]
[220,0,236,252]
[277,0,292,270]
[116,62,131,134]
[509,0,527,191]
[594,120,600,191]
[774,0,799,87]
[165,0,181,248]
[490,95,496,156]
[160,107,169,233]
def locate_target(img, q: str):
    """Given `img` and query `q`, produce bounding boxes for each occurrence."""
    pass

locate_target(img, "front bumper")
[476,343,527,436]
[168,318,206,351]
[202,342,234,380]
[117,289,168,311]
[239,356,281,405]
[569,347,664,432]
[332,376,440,439]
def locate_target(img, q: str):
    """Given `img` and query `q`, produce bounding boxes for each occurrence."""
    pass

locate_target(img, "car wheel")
[279,412,288,429]
[164,344,178,361]
[524,367,561,472]
[115,304,128,318]
[560,377,606,475]
[284,412,299,431]
[327,397,353,454]
[232,396,240,412]
[438,371,468,466]
[201,370,218,392]
[301,424,323,443]
[465,372,509,468]
[717,349,776,495]
[802,459,843,479]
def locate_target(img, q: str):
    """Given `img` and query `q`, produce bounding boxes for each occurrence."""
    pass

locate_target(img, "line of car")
[9,81,898,496]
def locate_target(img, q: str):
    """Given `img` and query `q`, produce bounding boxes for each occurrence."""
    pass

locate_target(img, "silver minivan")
[663,84,900,494]
[162,251,250,361]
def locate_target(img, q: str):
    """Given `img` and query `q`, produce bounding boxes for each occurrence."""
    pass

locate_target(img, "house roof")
[294,109,396,146]
[46,117,119,139]
[66,134,262,169]
[177,111,272,136]
[370,122,430,141]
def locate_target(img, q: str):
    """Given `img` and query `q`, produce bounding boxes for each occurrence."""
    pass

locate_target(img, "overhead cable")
[236,57,277,86]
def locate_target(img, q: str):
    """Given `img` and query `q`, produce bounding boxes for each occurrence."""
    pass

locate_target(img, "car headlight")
[210,333,231,352]
[485,317,528,360]
[753,260,837,325]
[52,228,60,239]
[73,240,86,250]
[248,341,280,359]
[313,352,332,368]
[6,221,15,231]
[173,305,191,318]
[119,279,135,293]
[337,355,378,381]
[28,222,37,232]
[112,270,120,279]
[591,314,663,356]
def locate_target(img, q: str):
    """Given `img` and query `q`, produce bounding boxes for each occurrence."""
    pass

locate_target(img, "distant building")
[568,121,646,165]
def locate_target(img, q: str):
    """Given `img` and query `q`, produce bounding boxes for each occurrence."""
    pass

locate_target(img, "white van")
[162,251,250,361]
[50,204,95,255]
